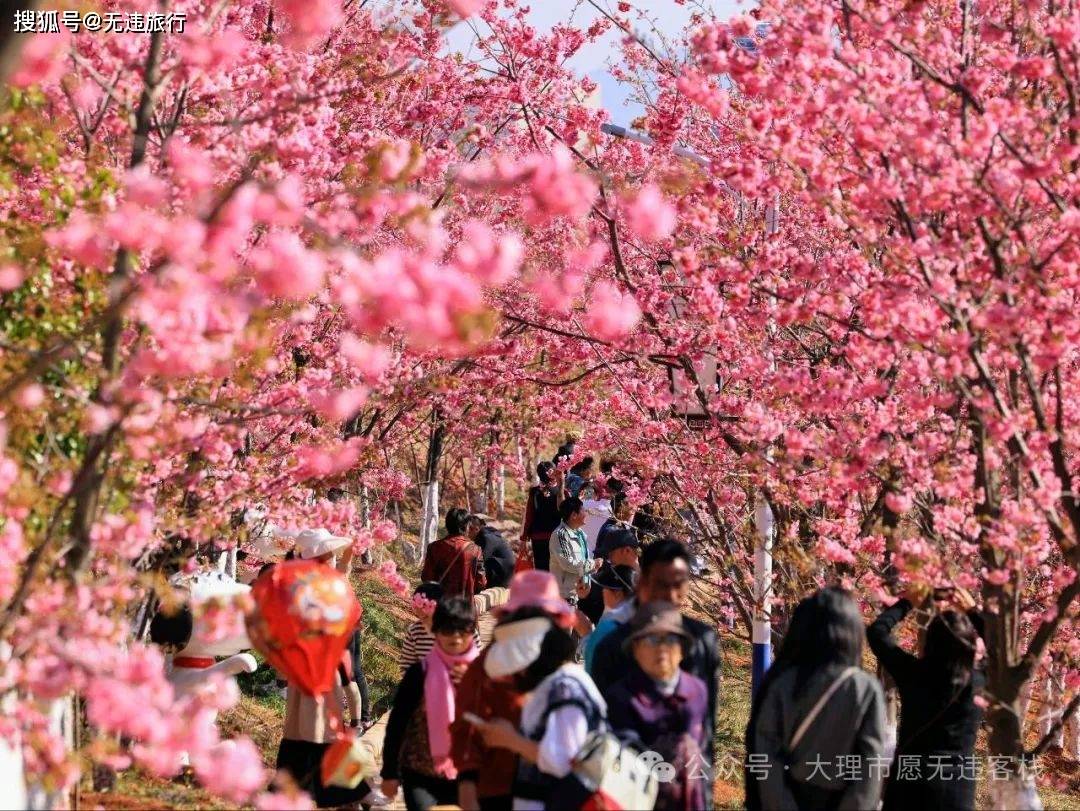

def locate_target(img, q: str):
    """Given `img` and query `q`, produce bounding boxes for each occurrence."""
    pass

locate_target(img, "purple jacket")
[606,663,709,811]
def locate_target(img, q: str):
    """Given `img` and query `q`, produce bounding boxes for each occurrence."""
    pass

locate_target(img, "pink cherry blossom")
[339,335,393,382]
[523,146,598,224]
[9,30,71,88]
[310,386,370,421]
[275,0,344,48]
[193,739,267,803]
[250,232,326,299]
[179,28,248,73]
[528,270,585,315]
[884,492,913,514]
[255,790,315,810]
[0,520,26,602]
[13,384,44,409]
[377,560,409,595]
[0,264,24,291]
[623,185,676,241]
[445,0,484,16]
[46,210,111,268]
[582,281,641,341]
[453,221,524,286]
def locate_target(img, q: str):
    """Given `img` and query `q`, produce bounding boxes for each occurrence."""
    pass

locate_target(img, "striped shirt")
[399,620,482,674]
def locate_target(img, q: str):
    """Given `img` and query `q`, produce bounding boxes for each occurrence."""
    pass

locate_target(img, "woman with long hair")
[745,587,887,811]
[867,586,983,811]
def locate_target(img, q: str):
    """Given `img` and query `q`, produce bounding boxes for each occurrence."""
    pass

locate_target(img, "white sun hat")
[484,616,554,679]
[294,527,351,560]
[249,522,299,560]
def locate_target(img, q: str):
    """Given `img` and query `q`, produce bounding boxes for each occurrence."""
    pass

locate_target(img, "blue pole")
[752,497,774,697]
[754,199,780,697]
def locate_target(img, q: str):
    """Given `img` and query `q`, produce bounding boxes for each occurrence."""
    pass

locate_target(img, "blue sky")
[446,0,744,124]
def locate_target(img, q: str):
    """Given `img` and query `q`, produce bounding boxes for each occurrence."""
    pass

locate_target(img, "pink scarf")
[423,641,478,778]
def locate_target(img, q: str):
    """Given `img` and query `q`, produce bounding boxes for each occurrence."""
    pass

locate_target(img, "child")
[400,583,481,674]
[381,597,479,810]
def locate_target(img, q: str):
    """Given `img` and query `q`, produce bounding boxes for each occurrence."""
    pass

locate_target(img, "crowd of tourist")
[258,438,988,811]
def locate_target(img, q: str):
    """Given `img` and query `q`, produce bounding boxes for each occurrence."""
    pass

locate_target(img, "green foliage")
[233,571,412,720]
[0,89,131,548]
[358,573,410,717]
[235,650,283,706]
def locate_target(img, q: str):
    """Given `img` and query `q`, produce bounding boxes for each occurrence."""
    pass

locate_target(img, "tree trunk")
[482,462,494,515]
[1068,706,1080,760]
[358,484,374,566]
[461,458,474,513]
[418,412,445,562]
[880,491,901,764]
[1040,662,1064,749]
[25,696,75,810]
[984,651,1042,809]
[974,406,1039,807]
[0,643,27,809]
[496,462,506,517]
[420,481,439,557]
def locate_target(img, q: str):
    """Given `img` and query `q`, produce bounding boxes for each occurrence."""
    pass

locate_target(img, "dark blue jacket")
[475,525,515,589]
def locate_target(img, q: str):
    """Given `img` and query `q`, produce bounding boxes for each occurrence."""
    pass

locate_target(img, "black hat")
[591,562,636,595]
[624,601,690,647]
[605,526,640,553]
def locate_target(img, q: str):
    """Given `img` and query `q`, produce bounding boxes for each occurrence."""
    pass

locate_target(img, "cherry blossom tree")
[0,0,607,801]
[5,0,1080,806]
[444,2,1080,806]
[597,1,1079,805]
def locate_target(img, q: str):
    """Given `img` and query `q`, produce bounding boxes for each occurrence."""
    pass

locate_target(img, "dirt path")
[363,520,519,810]
[357,715,406,811]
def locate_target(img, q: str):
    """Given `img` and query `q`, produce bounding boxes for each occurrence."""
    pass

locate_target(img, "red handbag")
[514,539,534,574]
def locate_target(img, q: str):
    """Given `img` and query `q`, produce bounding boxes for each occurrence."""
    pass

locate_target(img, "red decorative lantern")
[246,559,361,696]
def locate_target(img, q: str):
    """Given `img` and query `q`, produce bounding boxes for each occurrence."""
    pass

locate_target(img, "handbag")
[319,694,378,789]
[514,537,535,573]
[321,731,377,789]
[563,730,660,811]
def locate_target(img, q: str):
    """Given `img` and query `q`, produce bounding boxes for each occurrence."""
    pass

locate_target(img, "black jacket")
[381,662,424,780]
[475,526,515,589]
[578,582,605,625]
[867,599,985,811]
[592,605,720,762]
